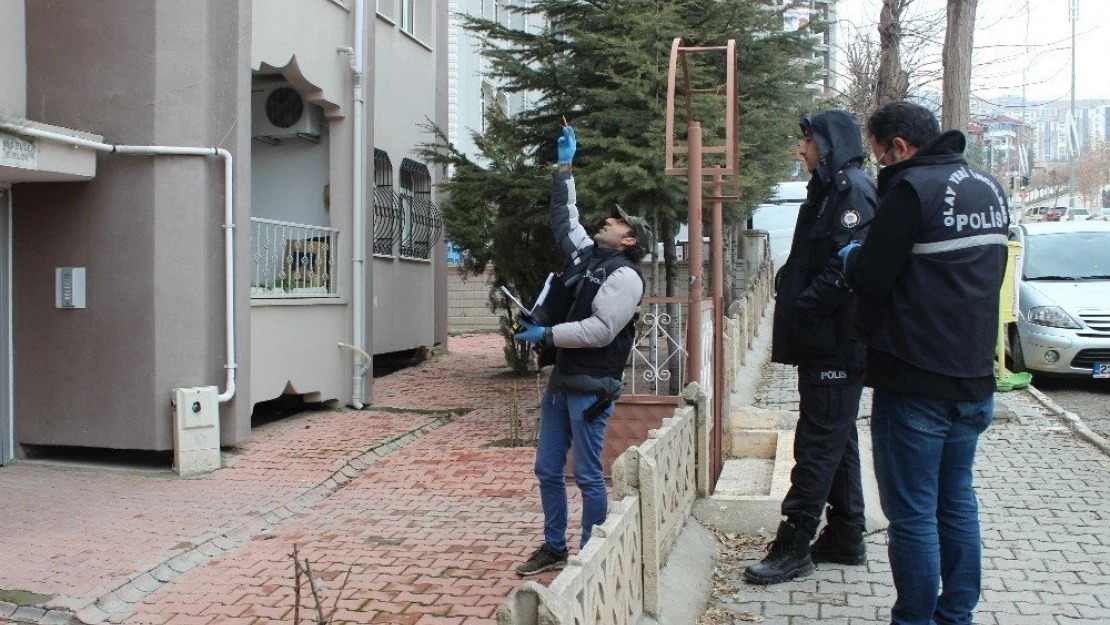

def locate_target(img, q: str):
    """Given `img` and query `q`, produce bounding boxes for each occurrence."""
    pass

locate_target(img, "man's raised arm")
[549,127,593,272]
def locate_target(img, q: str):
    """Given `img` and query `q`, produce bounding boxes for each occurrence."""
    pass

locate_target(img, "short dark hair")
[867,101,940,150]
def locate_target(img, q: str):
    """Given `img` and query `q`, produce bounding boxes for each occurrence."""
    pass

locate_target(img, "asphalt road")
[1032,376,1110,439]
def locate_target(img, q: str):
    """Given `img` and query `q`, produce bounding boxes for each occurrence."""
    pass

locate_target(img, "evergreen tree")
[421,0,815,372]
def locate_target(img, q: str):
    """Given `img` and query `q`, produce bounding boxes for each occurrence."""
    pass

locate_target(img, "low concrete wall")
[447,266,500,332]
[497,387,704,624]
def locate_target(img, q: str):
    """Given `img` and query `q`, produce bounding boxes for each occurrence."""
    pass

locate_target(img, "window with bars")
[373,149,400,256]
[398,159,442,260]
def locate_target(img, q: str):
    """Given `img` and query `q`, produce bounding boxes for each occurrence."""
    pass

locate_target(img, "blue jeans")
[534,389,614,552]
[871,390,993,625]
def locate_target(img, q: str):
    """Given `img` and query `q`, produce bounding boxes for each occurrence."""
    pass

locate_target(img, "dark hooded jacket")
[771,110,877,369]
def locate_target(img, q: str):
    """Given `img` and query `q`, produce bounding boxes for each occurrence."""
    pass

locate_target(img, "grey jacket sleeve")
[550,170,594,272]
[550,267,644,348]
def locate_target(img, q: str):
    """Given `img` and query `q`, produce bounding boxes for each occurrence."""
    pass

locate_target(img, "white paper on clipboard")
[500,285,538,322]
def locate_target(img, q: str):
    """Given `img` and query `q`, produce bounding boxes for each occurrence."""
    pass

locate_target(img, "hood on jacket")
[800,109,866,187]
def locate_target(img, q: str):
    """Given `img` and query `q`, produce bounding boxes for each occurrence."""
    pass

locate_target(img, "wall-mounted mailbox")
[56,267,86,309]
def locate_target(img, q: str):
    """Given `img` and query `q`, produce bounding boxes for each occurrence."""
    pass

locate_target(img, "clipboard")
[500,285,539,324]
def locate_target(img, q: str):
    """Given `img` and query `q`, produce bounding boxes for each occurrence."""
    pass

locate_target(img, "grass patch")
[0,589,54,606]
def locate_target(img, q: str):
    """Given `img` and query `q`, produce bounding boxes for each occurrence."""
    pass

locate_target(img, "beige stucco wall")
[371,5,443,356]
[251,0,350,116]
[0,0,26,118]
[251,303,350,402]
[248,0,363,406]
[14,0,253,451]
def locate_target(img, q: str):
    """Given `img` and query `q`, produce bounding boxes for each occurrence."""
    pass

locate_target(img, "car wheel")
[1009,326,1028,373]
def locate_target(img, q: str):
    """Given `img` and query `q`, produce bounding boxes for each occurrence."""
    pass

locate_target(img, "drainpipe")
[339,0,369,409]
[0,123,238,403]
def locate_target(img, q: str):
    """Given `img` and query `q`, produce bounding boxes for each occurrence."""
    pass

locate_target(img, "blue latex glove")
[514,319,548,344]
[837,241,861,270]
[557,126,577,165]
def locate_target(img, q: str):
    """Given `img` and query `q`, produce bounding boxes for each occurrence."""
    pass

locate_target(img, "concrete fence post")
[683,382,710,496]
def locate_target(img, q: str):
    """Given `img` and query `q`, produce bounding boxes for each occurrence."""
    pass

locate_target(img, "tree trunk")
[941,0,978,132]
[876,0,909,106]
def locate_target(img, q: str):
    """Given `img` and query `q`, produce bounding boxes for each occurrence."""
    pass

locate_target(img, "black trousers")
[781,366,866,533]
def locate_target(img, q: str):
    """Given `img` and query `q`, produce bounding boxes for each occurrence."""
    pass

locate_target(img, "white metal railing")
[700,311,714,424]
[628,297,688,396]
[250,217,339,298]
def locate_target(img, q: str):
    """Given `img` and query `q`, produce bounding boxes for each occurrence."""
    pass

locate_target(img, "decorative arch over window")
[398,159,442,260]
[373,149,400,256]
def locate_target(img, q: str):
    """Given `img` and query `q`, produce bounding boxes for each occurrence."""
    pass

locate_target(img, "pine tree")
[420,0,815,372]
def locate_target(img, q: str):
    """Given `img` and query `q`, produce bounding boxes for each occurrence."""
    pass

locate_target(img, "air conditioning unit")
[251,83,322,142]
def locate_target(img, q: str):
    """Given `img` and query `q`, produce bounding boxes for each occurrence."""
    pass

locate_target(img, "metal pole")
[711,175,725,485]
[686,123,704,388]
[1068,0,1078,208]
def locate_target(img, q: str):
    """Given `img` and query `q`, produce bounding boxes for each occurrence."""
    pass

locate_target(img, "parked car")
[1007,221,1110,378]
[1024,205,1050,222]
[1064,207,1091,221]
[1042,206,1067,222]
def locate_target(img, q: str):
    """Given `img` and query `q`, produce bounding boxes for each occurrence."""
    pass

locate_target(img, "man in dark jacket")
[744,109,877,585]
[511,126,651,577]
[840,101,1007,625]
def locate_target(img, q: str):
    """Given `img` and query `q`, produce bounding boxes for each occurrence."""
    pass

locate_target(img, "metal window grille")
[398,159,442,259]
[250,218,340,298]
[373,149,400,256]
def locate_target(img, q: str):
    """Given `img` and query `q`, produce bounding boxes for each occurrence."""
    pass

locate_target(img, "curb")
[1021,385,1110,456]
[8,411,457,625]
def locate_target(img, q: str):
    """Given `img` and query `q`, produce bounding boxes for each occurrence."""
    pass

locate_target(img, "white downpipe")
[341,0,369,409]
[0,123,238,403]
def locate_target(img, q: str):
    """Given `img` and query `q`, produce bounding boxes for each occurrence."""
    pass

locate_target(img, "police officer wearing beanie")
[744,109,877,585]
[512,126,652,577]
[840,101,1007,625]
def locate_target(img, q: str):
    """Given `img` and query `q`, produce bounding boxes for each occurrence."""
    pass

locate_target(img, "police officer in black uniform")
[744,109,877,585]
[840,101,1008,625]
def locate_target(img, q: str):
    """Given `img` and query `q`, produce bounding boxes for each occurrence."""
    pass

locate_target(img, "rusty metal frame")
[664,38,739,493]
[664,38,739,202]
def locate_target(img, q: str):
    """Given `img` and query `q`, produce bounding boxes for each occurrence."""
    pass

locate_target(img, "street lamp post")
[1068,0,1078,208]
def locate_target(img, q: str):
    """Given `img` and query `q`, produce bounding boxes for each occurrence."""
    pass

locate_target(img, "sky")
[836,0,1110,103]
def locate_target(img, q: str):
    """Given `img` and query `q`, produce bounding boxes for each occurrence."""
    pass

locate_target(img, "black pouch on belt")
[583,396,614,421]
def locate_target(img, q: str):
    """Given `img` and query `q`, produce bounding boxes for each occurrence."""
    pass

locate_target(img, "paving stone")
[705,361,1110,624]
[10,606,46,622]
[40,610,77,625]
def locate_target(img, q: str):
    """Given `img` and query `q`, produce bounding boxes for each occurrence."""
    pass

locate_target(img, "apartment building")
[0,0,447,465]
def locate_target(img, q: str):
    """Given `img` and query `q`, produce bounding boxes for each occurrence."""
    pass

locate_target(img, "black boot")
[810,517,866,565]
[743,520,815,585]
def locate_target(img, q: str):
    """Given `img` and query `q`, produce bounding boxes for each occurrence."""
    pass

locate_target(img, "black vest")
[862,160,1008,378]
[556,249,643,381]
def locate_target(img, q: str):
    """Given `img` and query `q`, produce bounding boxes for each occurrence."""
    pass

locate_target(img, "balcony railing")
[250,217,339,299]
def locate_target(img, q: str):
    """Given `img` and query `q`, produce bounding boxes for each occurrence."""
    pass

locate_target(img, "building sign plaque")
[1,132,39,170]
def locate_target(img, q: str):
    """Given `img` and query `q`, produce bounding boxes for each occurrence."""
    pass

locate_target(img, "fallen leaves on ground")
[698,607,765,624]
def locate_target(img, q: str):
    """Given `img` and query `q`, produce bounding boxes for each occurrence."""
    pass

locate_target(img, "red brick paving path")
[1,334,578,624]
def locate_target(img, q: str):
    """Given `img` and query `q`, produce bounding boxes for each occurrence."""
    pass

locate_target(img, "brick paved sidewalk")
[1,334,570,625]
[706,363,1110,624]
